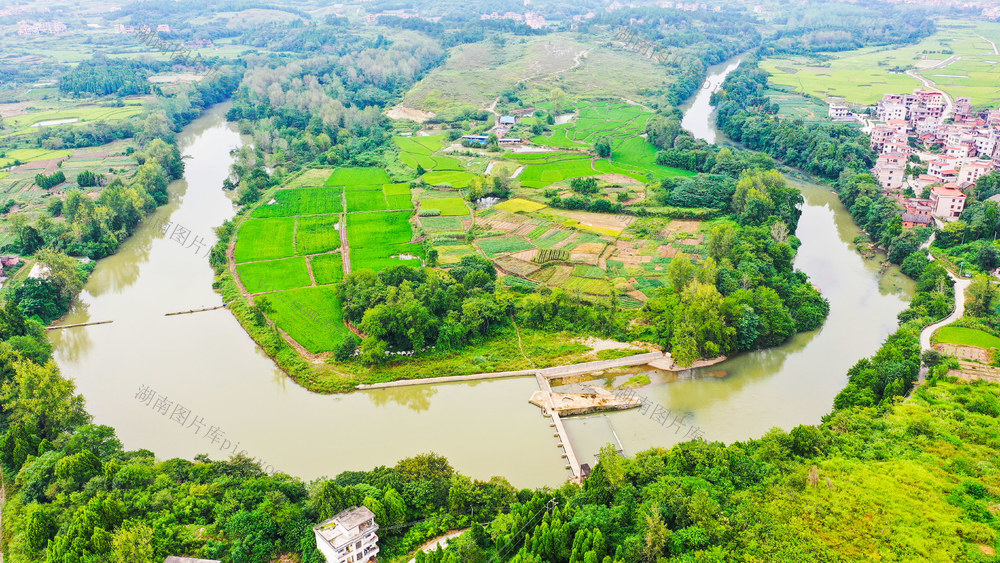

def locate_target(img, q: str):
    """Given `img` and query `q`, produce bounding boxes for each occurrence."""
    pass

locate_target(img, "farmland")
[232,167,424,352]
[759,19,1000,106]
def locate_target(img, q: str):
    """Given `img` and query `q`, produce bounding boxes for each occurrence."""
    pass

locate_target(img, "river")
[51,66,912,487]
[678,53,747,144]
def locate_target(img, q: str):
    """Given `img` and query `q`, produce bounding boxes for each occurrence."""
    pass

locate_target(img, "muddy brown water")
[52,77,913,486]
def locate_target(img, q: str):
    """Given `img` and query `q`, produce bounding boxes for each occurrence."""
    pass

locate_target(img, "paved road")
[919,272,971,352]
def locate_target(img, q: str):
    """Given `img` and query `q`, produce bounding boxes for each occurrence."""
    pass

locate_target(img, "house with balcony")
[929,183,967,219]
[314,506,380,563]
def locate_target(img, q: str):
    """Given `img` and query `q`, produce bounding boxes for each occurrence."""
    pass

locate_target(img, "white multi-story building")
[314,507,380,563]
[930,183,967,219]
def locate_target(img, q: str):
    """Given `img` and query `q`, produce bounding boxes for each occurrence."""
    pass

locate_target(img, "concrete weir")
[357,350,669,482]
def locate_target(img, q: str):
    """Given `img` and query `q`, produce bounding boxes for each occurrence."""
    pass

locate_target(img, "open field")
[265,286,351,354]
[1,103,146,137]
[419,197,468,216]
[283,168,334,189]
[760,20,1000,106]
[236,257,311,293]
[296,216,341,255]
[326,167,391,187]
[251,187,343,218]
[311,253,344,285]
[346,189,388,212]
[234,218,296,263]
[346,210,413,248]
[934,326,1000,349]
[402,34,672,118]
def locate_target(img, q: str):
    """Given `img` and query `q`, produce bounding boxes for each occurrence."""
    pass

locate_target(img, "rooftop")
[314,506,377,549]
[932,184,965,198]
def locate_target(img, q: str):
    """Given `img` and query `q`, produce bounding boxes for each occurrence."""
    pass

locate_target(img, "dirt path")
[511,314,536,368]
[339,193,351,275]
[977,33,999,55]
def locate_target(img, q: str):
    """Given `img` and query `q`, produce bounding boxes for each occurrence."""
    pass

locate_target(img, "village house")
[314,506,379,563]
[959,159,992,185]
[873,153,908,191]
[828,104,852,120]
[929,183,967,219]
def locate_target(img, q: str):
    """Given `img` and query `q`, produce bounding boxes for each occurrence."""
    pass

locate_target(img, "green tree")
[0,360,89,440]
[111,522,155,563]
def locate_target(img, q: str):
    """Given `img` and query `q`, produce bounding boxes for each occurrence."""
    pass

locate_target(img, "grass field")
[236,257,311,293]
[325,167,391,187]
[419,197,468,216]
[934,326,1000,349]
[284,168,334,189]
[265,286,351,353]
[420,216,465,231]
[251,187,343,218]
[234,218,296,263]
[296,216,341,255]
[311,254,344,285]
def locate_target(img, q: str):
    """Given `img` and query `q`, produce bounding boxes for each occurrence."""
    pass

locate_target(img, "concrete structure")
[828,104,852,120]
[959,160,992,185]
[873,153,908,191]
[314,507,379,563]
[930,183,967,219]
[498,115,516,126]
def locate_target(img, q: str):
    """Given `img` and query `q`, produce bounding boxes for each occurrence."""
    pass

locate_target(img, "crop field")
[265,286,351,353]
[296,216,341,255]
[420,216,465,231]
[477,236,535,257]
[234,218,296,263]
[494,198,549,213]
[422,170,476,188]
[2,104,145,136]
[236,257,311,293]
[346,210,413,248]
[386,194,414,210]
[325,167,391,187]
[765,87,833,124]
[419,197,468,216]
[251,187,343,218]
[522,101,692,185]
[759,20,1000,105]
[310,254,344,285]
[0,148,73,167]
[351,242,424,270]
[346,189,388,212]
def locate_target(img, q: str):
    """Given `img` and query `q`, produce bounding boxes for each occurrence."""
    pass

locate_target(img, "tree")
[36,249,86,301]
[111,522,155,563]
[965,274,996,317]
[76,170,98,187]
[594,138,612,158]
[0,360,89,440]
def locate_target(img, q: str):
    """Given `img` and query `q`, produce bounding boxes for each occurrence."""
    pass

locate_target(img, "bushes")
[34,171,65,189]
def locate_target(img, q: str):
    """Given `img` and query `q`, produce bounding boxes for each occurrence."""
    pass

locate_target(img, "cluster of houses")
[460,114,523,146]
[859,88,1000,227]
[479,11,548,28]
[114,23,172,34]
[16,20,67,36]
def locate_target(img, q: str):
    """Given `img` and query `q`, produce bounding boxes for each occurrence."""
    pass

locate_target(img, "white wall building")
[314,507,380,563]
